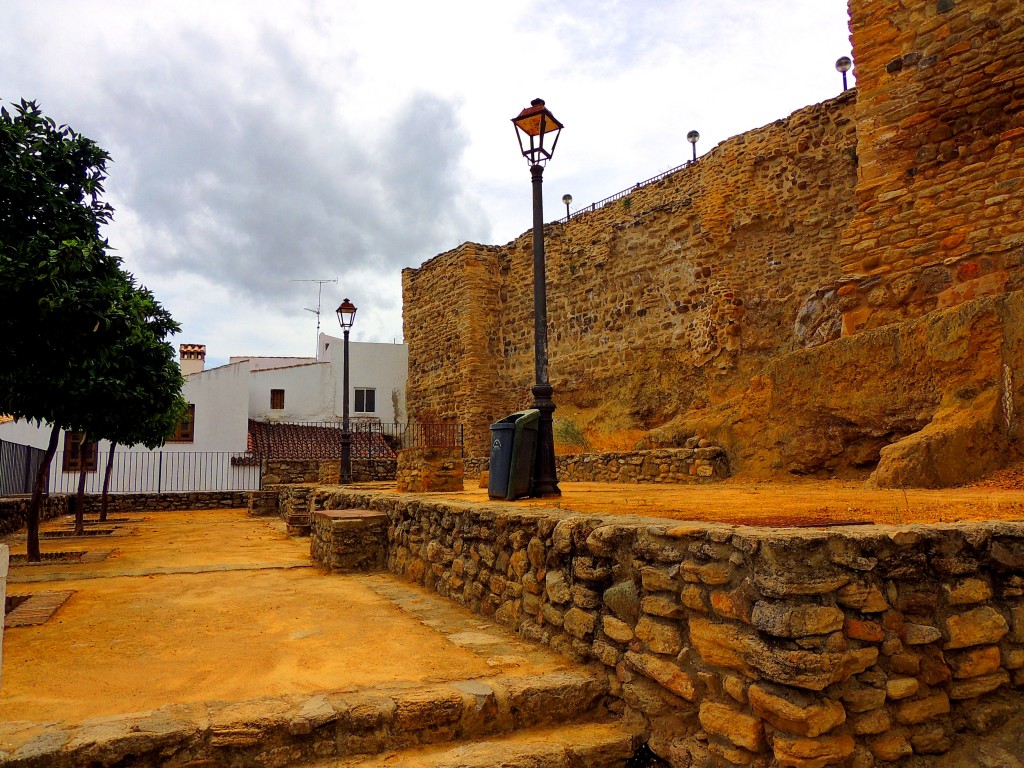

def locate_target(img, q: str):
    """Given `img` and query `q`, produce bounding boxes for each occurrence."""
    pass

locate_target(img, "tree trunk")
[75,434,88,536]
[28,425,61,562]
[100,441,116,522]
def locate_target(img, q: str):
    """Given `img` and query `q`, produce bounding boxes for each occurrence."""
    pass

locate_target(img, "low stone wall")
[464,447,729,486]
[73,491,250,513]
[269,484,316,535]
[318,458,399,484]
[0,496,66,538]
[396,448,464,492]
[314,488,1024,768]
[558,447,728,484]
[247,490,279,517]
[310,509,389,573]
[263,459,320,485]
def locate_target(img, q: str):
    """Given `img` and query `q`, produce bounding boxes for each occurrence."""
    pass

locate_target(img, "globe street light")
[687,130,700,162]
[562,193,573,221]
[511,98,563,497]
[335,298,357,484]
[836,56,853,91]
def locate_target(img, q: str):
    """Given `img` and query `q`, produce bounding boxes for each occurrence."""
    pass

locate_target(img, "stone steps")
[0,670,616,768]
[319,719,640,768]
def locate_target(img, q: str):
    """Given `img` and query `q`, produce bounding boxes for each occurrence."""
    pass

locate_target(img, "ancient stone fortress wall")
[837,0,1024,334]
[316,489,1024,768]
[403,0,1024,470]
[404,94,860,457]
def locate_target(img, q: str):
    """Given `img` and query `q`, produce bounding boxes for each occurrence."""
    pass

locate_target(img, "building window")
[62,432,97,473]
[271,389,285,410]
[168,403,196,443]
[355,388,375,413]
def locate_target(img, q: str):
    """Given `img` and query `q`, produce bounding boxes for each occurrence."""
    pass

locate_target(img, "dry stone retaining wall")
[464,447,729,486]
[0,496,66,537]
[316,489,1024,768]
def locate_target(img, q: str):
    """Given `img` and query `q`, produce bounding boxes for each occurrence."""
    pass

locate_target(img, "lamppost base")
[531,383,561,498]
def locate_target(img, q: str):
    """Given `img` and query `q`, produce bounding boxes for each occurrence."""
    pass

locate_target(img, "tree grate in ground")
[42,528,116,538]
[10,550,86,565]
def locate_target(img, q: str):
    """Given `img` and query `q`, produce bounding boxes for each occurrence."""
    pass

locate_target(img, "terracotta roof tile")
[247,420,396,460]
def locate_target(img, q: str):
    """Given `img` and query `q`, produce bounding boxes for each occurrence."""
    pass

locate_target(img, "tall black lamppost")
[687,130,700,162]
[512,97,563,498]
[335,298,357,484]
[562,193,573,221]
[836,56,853,91]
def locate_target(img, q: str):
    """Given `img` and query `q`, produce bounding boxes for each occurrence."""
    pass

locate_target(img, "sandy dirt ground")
[425,477,1024,527]
[0,510,574,726]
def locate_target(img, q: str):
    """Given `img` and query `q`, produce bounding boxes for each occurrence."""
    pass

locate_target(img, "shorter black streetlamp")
[687,130,700,162]
[836,56,853,91]
[562,193,572,221]
[335,298,357,484]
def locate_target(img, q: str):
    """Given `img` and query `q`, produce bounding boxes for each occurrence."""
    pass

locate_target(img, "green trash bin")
[488,409,540,500]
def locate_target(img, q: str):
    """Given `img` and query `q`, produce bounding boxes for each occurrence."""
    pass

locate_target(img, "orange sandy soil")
[0,510,575,726]
[418,470,1024,527]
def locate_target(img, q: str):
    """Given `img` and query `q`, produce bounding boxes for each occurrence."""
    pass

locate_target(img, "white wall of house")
[248,362,334,422]
[229,356,315,371]
[0,360,255,494]
[320,335,408,422]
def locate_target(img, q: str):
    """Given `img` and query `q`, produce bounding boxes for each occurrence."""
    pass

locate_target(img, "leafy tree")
[0,100,185,555]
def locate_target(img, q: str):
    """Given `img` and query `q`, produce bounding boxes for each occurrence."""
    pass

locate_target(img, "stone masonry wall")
[404,95,859,457]
[837,0,1024,334]
[396,448,464,492]
[465,447,730,485]
[0,496,65,538]
[404,0,1024,467]
[316,489,1024,768]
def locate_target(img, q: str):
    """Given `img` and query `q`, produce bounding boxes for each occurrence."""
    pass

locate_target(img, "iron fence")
[46,450,261,494]
[0,438,48,496]
[555,158,695,224]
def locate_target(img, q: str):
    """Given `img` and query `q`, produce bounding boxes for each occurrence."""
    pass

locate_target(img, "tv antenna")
[289,278,338,358]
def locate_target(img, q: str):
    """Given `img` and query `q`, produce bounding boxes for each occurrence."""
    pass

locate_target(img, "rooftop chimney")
[179,343,206,376]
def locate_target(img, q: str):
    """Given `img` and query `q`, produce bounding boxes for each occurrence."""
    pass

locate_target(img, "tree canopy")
[0,100,187,557]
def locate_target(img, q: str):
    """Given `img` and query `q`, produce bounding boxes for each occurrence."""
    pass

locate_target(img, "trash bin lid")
[514,408,540,434]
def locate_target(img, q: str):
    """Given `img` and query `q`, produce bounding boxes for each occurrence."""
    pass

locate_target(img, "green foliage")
[553,418,590,452]
[0,99,186,445]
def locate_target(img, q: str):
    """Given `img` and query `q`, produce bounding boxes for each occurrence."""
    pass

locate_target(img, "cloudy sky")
[2,0,853,367]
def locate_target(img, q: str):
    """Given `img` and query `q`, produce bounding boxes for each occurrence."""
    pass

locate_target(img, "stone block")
[948,670,1010,699]
[904,623,942,645]
[641,594,685,619]
[748,682,846,737]
[945,606,1009,649]
[751,601,844,638]
[603,616,634,643]
[698,701,764,753]
[563,607,597,639]
[635,616,683,656]
[603,580,640,625]
[868,730,912,762]
[836,583,888,613]
[945,577,993,605]
[844,618,884,642]
[851,709,890,735]
[885,677,918,700]
[624,651,699,702]
[948,645,1002,678]
[772,733,855,768]
[894,691,949,725]
[682,584,709,613]
[545,570,571,604]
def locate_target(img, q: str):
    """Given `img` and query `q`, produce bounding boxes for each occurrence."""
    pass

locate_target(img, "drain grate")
[3,591,74,627]
[10,551,86,565]
[42,528,115,538]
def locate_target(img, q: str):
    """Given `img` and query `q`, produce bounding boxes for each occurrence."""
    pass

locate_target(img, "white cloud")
[1,0,853,360]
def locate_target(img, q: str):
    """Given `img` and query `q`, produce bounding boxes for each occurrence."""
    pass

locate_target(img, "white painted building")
[0,338,408,494]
